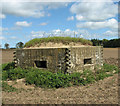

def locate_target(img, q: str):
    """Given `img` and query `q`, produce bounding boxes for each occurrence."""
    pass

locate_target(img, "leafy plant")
[2,71,8,81]
[103,63,119,73]
[1,62,119,89]
[2,67,29,80]
[2,82,17,92]
[7,68,29,80]
[1,62,15,71]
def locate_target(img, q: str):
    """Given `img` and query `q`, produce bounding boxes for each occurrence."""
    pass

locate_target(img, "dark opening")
[84,58,92,64]
[34,61,47,68]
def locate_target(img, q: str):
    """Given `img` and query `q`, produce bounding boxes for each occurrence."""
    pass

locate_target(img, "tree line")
[91,38,120,48]
[2,38,120,49]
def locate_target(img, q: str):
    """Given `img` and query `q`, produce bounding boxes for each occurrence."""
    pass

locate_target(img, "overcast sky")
[0,0,119,48]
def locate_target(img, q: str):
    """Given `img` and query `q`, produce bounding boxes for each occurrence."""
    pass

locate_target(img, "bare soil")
[103,48,119,59]
[103,48,119,67]
[1,49,15,64]
[2,74,118,104]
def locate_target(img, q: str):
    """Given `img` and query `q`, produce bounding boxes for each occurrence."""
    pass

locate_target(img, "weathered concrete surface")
[69,46,103,73]
[14,46,103,73]
[15,48,66,73]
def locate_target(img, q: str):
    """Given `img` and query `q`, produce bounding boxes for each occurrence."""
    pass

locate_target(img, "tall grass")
[24,36,93,47]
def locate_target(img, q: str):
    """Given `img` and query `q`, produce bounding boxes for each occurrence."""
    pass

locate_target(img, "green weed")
[1,62,119,89]
[2,82,17,92]
[1,62,15,71]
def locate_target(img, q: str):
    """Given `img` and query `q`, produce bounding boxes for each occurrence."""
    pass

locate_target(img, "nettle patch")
[1,62,120,90]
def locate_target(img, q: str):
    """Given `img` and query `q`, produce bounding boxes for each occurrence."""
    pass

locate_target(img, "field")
[103,48,119,59]
[0,49,15,64]
[1,48,119,104]
[103,48,119,67]
[2,74,118,104]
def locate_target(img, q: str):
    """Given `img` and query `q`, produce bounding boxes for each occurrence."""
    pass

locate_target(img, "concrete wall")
[15,48,66,73]
[14,46,103,73]
[68,46,103,73]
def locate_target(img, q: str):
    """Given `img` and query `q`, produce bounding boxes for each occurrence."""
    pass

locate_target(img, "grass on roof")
[24,36,93,47]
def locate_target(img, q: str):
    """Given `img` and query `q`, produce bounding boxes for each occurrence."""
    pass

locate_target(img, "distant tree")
[16,42,24,48]
[102,39,108,45]
[4,43,9,49]
[91,39,101,46]
[104,38,120,48]
[91,38,120,48]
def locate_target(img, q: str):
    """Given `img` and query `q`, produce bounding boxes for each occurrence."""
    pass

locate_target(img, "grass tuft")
[24,36,93,47]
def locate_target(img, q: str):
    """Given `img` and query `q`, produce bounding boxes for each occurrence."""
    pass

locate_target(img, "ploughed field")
[1,49,15,64]
[103,48,119,59]
[103,48,119,66]
[2,48,119,104]
[2,74,118,104]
